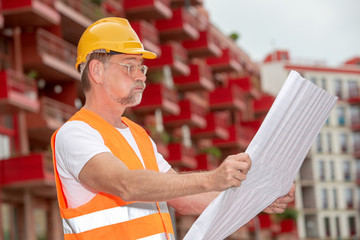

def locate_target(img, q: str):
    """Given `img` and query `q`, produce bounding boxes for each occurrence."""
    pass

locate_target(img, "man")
[51,17,294,240]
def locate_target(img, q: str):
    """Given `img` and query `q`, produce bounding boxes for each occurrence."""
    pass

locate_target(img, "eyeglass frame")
[106,62,148,77]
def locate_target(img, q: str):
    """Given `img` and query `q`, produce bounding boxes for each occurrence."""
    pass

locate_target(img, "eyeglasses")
[106,62,148,77]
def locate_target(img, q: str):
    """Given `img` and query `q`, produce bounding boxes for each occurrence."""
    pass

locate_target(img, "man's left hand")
[263,183,295,214]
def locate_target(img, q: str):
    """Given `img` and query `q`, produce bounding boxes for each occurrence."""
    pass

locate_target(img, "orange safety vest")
[51,108,175,240]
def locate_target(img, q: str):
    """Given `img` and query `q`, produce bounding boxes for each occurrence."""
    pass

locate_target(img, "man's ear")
[88,59,105,84]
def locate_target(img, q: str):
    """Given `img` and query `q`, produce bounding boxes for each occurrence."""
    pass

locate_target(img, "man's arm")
[166,169,295,216]
[79,152,251,202]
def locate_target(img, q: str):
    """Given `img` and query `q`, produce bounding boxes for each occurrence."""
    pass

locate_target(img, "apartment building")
[261,50,360,240]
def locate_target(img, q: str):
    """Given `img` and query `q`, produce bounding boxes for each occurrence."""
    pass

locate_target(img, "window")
[354,132,360,153]
[0,134,10,160]
[0,36,11,70]
[337,106,346,126]
[335,217,341,237]
[326,133,332,153]
[339,133,348,153]
[343,161,351,181]
[321,188,328,209]
[318,160,325,181]
[321,78,327,91]
[310,77,317,85]
[316,133,323,153]
[348,216,356,236]
[334,79,343,99]
[348,80,359,99]
[356,160,360,182]
[350,105,360,126]
[333,188,338,209]
[324,217,331,237]
[345,188,354,209]
[330,161,336,180]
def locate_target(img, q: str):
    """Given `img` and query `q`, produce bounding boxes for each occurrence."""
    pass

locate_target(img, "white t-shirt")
[55,120,171,208]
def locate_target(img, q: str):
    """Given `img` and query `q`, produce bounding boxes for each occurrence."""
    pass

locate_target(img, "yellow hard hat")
[75,17,157,71]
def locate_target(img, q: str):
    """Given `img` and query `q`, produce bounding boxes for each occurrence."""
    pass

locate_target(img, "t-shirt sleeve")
[149,138,172,173]
[55,121,111,181]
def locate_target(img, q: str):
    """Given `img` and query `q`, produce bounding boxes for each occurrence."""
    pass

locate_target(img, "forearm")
[115,169,213,202]
[168,191,220,215]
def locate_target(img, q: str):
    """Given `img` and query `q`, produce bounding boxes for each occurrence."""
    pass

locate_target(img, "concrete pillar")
[24,190,36,240]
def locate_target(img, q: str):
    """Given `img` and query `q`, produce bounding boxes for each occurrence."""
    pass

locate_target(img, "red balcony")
[228,76,261,98]
[0,152,54,189]
[349,95,360,104]
[209,85,246,111]
[253,94,275,115]
[194,154,216,171]
[206,48,242,73]
[26,97,76,143]
[191,112,229,140]
[146,42,190,76]
[123,0,172,20]
[155,7,199,41]
[1,0,60,27]
[0,69,40,114]
[167,143,196,168]
[173,62,214,91]
[131,20,161,57]
[132,83,180,115]
[163,99,206,128]
[21,28,79,82]
[183,30,222,58]
[212,125,253,150]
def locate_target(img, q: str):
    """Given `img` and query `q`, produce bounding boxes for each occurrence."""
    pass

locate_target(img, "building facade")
[261,50,360,240]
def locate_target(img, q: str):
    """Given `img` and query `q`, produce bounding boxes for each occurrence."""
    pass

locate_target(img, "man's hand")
[263,183,295,214]
[209,153,251,192]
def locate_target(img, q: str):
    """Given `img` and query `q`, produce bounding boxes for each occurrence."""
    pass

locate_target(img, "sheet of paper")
[184,70,338,240]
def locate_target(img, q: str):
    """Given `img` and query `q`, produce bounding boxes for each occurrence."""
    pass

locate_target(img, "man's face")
[102,54,147,107]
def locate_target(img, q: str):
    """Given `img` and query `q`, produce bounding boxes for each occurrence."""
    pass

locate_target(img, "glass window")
[348,80,359,99]
[337,106,346,126]
[310,77,317,85]
[356,160,360,182]
[343,161,351,181]
[0,134,10,160]
[336,217,341,237]
[318,160,325,181]
[330,161,336,180]
[333,188,338,209]
[348,216,356,236]
[345,188,354,208]
[321,188,328,209]
[316,133,323,153]
[324,217,331,237]
[350,105,360,126]
[326,133,332,153]
[321,78,327,91]
[334,79,343,99]
[339,133,348,153]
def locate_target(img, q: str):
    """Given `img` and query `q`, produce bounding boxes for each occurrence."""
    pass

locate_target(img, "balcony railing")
[156,7,199,41]
[26,97,76,142]
[212,125,253,150]
[132,83,180,115]
[0,152,54,187]
[173,62,214,91]
[194,154,216,171]
[0,69,40,113]
[167,143,196,168]
[131,20,161,56]
[163,99,207,128]
[2,0,60,27]
[209,85,246,111]
[228,76,261,98]
[183,30,222,58]
[191,112,229,140]
[123,0,172,20]
[206,48,242,73]
[253,94,275,115]
[146,42,190,76]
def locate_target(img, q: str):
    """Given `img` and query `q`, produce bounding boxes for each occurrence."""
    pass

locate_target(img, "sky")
[203,0,360,66]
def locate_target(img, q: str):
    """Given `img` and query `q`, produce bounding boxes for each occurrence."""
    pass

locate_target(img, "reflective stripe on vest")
[63,201,169,234]
[138,233,176,240]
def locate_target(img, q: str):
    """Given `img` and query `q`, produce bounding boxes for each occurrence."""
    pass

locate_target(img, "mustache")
[133,80,146,90]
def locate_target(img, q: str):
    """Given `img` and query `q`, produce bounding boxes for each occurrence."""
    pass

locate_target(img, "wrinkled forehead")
[110,53,144,64]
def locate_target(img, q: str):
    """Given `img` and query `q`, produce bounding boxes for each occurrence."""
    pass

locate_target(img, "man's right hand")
[209,153,251,191]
